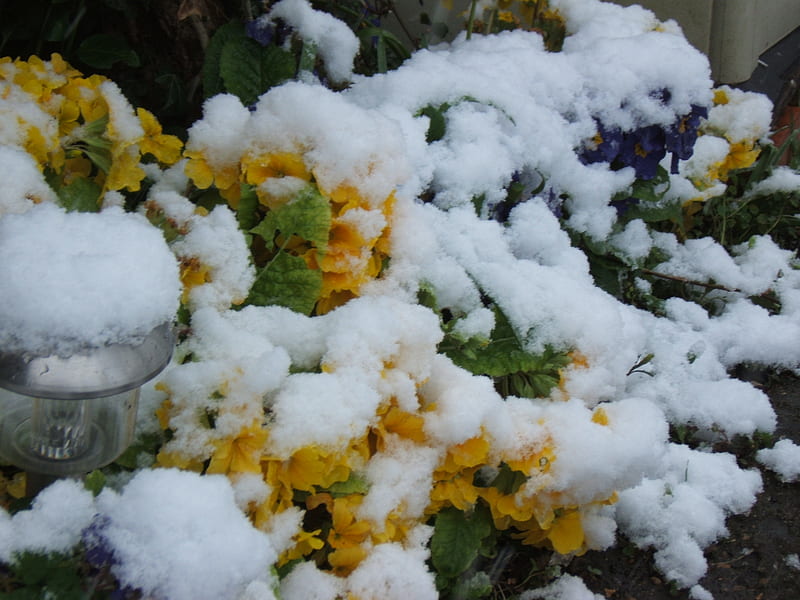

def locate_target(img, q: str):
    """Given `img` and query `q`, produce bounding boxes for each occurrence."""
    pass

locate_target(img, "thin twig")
[638,268,741,293]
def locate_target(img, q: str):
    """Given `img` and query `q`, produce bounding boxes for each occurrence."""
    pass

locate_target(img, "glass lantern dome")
[0,323,174,477]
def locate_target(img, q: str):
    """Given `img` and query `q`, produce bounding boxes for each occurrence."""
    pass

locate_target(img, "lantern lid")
[0,323,174,400]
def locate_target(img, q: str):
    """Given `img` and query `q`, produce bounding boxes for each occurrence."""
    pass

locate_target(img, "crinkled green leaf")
[203,21,245,99]
[237,184,261,232]
[251,184,331,252]
[485,462,528,495]
[77,33,140,69]
[83,470,106,497]
[431,506,493,581]
[449,571,493,600]
[443,306,570,380]
[247,251,322,315]
[219,36,296,106]
[326,472,370,497]
[417,103,449,144]
[56,176,101,212]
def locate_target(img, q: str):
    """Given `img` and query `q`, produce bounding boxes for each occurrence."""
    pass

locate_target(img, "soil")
[566,372,800,600]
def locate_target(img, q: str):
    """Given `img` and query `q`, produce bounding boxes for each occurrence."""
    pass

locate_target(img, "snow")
[95,469,278,600]
[520,573,604,600]
[267,0,359,83]
[757,439,800,482]
[0,479,95,562]
[0,204,180,356]
[0,0,799,598]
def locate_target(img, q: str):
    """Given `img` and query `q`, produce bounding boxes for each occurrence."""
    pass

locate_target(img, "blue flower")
[580,121,623,165]
[619,125,666,180]
[665,104,709,172]
[245,17,275,46]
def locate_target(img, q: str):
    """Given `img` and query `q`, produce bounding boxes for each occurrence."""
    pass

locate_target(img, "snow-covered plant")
[1,1,799,599]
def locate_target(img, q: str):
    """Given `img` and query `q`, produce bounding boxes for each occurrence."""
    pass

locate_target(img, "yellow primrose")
[445,434,491,470]
[184,149,242,204]
[279,528,325,565]
[206,421,268,475]
[154,395,173,430]
[179,257,212,304]
[371,510,414,545]
[264,445,351,494]
[591,407,610,426]
[479,486,537,529]
[328,545,369,577]
[370,403,427,452]
[328,495,372,550]
[104,144,145,192]
[155,449,205,472]
[504,444,555,476]
[546,509,585,554]
[243,151,310,186]
[429,468,481,512]
[137,107,183,165]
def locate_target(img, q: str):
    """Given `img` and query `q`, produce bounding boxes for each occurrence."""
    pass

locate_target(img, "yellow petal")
[547,510,584,554]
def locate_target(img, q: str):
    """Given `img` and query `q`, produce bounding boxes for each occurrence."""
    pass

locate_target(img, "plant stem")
[466,0,478,40]
[639,268,741,293]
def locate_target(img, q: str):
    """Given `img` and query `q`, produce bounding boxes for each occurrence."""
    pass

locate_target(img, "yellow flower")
[504,444,555,476]
[430,468,481,512]
[0,471,27,506]
[184,150,242,204]
[328,545,369,577]
[104,145,145,192]
[370,403,426,452]
[328,495,372,549]
[155,394,173,430]
[155,449,205,472]
[137,107,183,165]
[546,509,585,554]
[721,141,760,172]
[479,486,537,529]
[263,445,352,499]
[279,528,325,565]
[179,257,212,303]
[591,407,609,426]
[243,151,310,186]
[447,435,491,469]
[207,421,268,475]
[304,492,372,576]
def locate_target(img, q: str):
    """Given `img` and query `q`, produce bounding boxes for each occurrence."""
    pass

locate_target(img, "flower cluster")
[182,86,404,314]
[153,297,623,590]
[679,86,772,202]
[579,96,709,181]
[0,54,181,213]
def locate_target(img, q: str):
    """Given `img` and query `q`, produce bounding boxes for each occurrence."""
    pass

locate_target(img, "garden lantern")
[0,204,182,494]
[0,322,173,479]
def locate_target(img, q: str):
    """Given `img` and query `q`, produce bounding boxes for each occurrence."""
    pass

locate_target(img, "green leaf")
[251,184,331,252]
[417,103,449,144]
[247,251,322,315]
[443,306,570,380]
[77,33,140,69]
[298,39,318,75]
[326,472,370,496]
[431,506,493,580]
[83,470,106,496]
[449,571,493,600]
[237,184,261,231]
[219,37,296,106]
[203,21,245,99]
[10,552,84,593]
[486,463,528,494]
[56,177,102,212]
